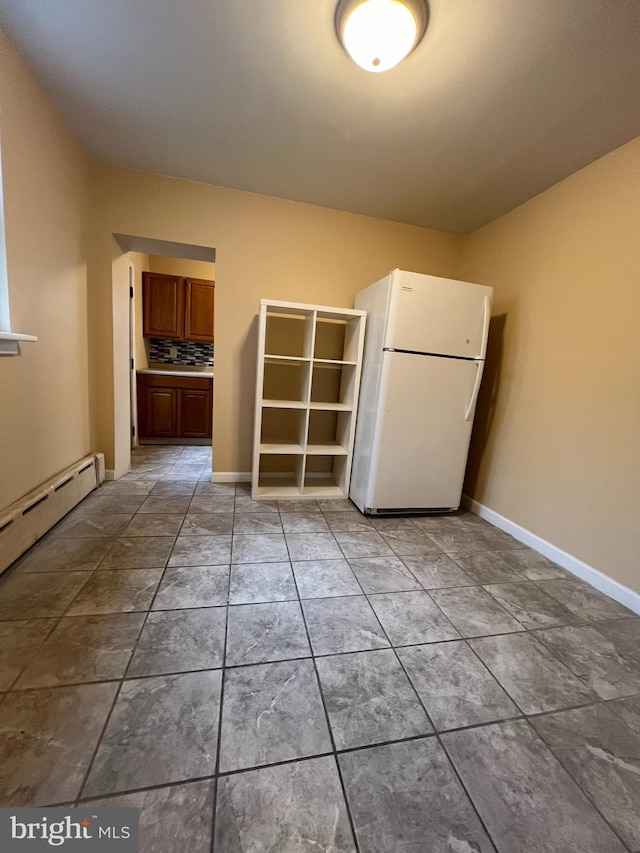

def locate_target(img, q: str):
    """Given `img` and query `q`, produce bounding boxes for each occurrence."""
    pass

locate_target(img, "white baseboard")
[463,495,640,615]
[211,472,251,483]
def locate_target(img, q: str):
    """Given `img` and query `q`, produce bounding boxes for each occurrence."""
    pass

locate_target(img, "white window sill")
[0,330,38,356]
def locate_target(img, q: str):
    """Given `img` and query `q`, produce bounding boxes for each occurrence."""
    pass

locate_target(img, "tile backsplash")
[149,339,214,366]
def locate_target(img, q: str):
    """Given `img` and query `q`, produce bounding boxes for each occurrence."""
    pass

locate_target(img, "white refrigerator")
[350,269,493,514]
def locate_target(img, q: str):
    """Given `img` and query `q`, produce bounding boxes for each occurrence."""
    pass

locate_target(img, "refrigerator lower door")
[362,351,483,512]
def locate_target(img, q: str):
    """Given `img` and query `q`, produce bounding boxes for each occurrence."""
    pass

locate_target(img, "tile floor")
[0,445,638,851]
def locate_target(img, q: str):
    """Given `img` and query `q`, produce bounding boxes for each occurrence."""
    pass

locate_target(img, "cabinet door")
[184,278,215,343]
[179,388,212,438]
[143,272,184,339]
[145,388,179,437]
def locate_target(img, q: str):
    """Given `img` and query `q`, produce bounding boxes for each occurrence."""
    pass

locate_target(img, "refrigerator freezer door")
[385,270,492,360]
[362,351,484,512]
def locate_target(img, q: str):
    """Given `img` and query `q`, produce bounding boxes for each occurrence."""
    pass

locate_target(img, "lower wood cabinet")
[137,374,212,439]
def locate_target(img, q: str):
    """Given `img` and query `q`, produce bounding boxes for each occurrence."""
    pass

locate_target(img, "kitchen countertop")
[137,369,214,378]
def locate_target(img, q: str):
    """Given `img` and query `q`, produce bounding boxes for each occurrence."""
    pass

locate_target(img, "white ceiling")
[0,0,638,233]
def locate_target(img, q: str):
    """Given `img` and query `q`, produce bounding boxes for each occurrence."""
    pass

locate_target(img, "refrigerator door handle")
[465,361,485,421]
[479,294,492,359]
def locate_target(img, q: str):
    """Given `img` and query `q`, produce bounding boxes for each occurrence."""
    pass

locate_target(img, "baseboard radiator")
[0,453,105,576]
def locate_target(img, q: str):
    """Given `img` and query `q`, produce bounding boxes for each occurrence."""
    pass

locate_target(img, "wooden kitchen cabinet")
[142,272,215,342]
[137,374,212,439]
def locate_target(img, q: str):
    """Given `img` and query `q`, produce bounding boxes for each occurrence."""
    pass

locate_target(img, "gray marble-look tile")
[231,533,289,564]
[87,779,215,853]
[535,624,640,700]
[13,537,113,572]
[51,514,132,538]
[323,512,373,532]
[531,697,640,852]
[102,479,155,495]
[101,537,175,569]
[333,530,395,558]
[430,586,525,637]
[226,601,310,665]
[291,559,362,598]
[317,499,355,512]
[469,632,596,714]
[484,581,578,629]
[0,619,56,689]
[219,658,331,771]
[449,550,527,584]
[189,496,236,514]
[285,532,344,561]
[67,569,163,615]
[0,570,90,619]
[339,737,496,853]
[368,515,421,531]
[234,497,278,513]
[279,512,330,533]
[124,514,184,537]
[151,481,197,495]
[493,547,567,580]
[347,555,421,593]
[302,596,390,655]
[195,481,236,495]
[180,512,234,535]
[77,492,148,514]
[83,670,222,797]
[427,527,524,554]
[379,529,444,556]
[152,565,229,610]
[276,499,321,513]
[169,535,232,567]
[401,553,475,589]
[214,756,356,853]
[138,495,192,514]
[595,618,640,660]
[368,590,460,645]
[232,513,284,534]
[316,649,432,749]
[0,682,118,805]
[442,719,626,853]
[15,613,145,688]
[398,641,518,731]
[127,607,226,676]
[229,561,297,604]
[536,578,635,622]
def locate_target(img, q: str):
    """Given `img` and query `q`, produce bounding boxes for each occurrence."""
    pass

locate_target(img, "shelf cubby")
[253,300,366,501]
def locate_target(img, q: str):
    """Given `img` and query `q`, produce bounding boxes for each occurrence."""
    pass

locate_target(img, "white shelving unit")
[252,300,366,501]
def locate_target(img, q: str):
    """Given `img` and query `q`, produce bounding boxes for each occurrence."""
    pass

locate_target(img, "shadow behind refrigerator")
[349,270,493,515]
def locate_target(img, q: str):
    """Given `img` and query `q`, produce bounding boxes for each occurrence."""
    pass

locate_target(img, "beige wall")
[460,137,640,591]
[87,164,462,476]
[0,31,91,511]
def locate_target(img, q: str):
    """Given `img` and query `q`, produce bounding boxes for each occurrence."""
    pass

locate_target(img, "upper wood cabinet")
[142,272,215,342]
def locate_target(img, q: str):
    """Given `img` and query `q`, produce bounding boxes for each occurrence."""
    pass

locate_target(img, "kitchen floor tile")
[535,624,640,699]
[401,553,475,589]
[323,512,373,532]
[168,534,232,566]
[77,492,148,514]
[232,513,283,534]
[536,578,636,621]
[15,613,145,688]
[194,481,235,495]
[285,532,343,561]
[87,780,215,853]
[234,497,278,513]
[531,697,640,852]
[151,481,197,495]
[442,719,626,853]
[12,537,113,573]
[0,682,118,805]
[123,513,184,537]
[291,559,362,598]
[339,738,495,853]
[67,569,163,615]
[316,648,432,749]
[448,550,526,584]
[229,561,297,604]
[101,537,175,569]
[152,565,229,610]
[219,658,331,771]
[189,495,236,513]
[397,640,518,730]
[594,618,640,659]
[225,601,310,665]
[276,500,321,513]
[469,632,596,714]
[180,512,234,535]
[368,590,460,645]
[280,512,330,533]
[347,555,421,593]
[83,670,222,797]
[127,607,226,676]
[379,529,444,556]
[138,496,192,514]
[484,581,577,629]
[51,514,132,538]
[0,570,90,619]
[231,533,289,564]
[214,756,356,853]
[430,586,525,637]
[0,619,57,689]
[302,596,390,655]
[333,530,395,559]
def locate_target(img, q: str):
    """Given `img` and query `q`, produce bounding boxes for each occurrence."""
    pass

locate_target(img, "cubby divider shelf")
[253,299,366,500]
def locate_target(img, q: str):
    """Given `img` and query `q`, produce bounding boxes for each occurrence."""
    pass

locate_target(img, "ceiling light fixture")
[336,0,428,73]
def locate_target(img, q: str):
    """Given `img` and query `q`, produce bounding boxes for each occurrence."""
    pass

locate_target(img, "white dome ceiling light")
[335,0,429,73]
